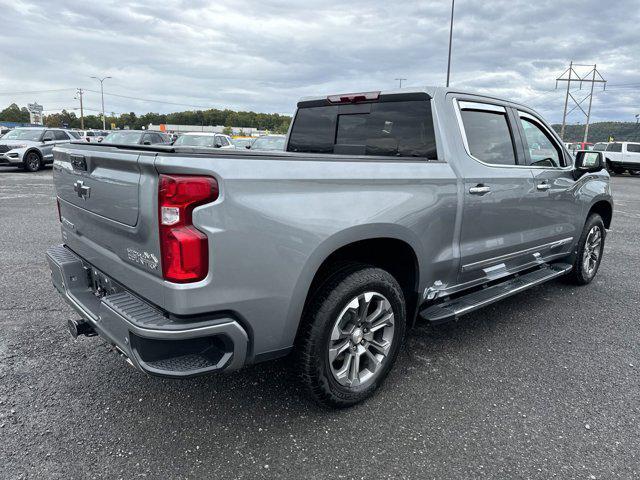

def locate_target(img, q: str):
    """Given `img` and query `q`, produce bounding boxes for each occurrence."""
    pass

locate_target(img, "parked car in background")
[102,130,170,146]
[0,127,74,171]
[172,132,235,149]
[232,137,254,149]
[603,141,640,175]
[78,130,109,143]
[248,134,286,151]
[47,87,612,408]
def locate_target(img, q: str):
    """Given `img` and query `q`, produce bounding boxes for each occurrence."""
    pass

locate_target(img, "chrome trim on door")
[461,237,574,273]
[458,101,507,113]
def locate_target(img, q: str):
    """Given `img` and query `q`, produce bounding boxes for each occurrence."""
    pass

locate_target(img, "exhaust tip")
[67,319,96,338]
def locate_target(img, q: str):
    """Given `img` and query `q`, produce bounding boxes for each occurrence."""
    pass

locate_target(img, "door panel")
[516,111,580,254]
[459,168,538,283]
[454,99,539,285]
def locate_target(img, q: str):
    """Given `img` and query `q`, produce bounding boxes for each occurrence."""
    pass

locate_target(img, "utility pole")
[75,88,84,129]
[395,78,407,88]
[90,76,111,130]
[555,62,606,142]
[446,0,455,87]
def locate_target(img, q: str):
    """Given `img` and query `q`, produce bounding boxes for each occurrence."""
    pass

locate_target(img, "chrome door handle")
[536,183,551,191]
[469,185,491,195]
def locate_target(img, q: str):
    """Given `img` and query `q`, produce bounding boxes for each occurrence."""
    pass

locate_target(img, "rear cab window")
[287,92,438,160]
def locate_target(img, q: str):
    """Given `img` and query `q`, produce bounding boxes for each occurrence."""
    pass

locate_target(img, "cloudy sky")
[0,0,638,123]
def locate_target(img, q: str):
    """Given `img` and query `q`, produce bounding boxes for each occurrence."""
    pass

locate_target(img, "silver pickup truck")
[47,87,612,408]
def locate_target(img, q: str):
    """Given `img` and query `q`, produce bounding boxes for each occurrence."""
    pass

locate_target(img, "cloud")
[0,0,637,122]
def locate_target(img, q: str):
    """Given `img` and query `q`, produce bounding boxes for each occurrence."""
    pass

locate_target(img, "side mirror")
[214,142,222,148]
[143,140,151,145]
[43,137,55,142]
[574,150,604,178]
[245,145,251,149]
[97,138,103,143]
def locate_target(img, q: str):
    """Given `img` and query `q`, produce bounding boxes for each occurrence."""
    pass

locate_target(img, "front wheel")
[566,214,605,285]
[23,151,42,172]
[297,265,406,408]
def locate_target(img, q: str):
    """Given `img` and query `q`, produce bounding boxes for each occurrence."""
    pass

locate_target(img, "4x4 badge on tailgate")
[127,248,159,270]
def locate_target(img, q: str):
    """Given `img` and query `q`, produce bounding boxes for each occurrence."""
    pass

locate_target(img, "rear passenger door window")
[627,144,640,153]
[459,104,517,165]
[54,130,70,141]
[518,115,562,168]
[607,143,622,152]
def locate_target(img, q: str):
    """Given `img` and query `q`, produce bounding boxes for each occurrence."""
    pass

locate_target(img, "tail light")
[158,175,219,283]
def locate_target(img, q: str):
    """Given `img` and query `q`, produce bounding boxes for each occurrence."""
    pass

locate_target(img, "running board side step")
[419,263,572,324]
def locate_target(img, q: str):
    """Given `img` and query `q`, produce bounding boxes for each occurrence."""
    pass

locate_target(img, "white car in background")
[602,141,640,175]
[78,130,109,143]
[171,132,235,149]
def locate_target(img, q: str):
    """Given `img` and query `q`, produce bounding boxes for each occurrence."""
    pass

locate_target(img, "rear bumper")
[46,244,249,377]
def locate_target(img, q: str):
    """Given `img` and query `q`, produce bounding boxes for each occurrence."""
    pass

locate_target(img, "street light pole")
[446,0,455,87]
[91,76,111,129]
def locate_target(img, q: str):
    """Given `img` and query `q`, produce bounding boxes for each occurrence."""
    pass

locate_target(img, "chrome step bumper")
[46,244,249,378]
[419,263,572,324]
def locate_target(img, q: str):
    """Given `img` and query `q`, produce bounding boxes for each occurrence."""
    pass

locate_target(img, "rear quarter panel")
[154,152,458,358]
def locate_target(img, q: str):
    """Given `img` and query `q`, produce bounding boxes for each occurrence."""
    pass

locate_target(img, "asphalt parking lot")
[0,166,638,480]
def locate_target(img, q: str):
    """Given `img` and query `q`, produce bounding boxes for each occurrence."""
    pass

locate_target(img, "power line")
[83,89,213,109]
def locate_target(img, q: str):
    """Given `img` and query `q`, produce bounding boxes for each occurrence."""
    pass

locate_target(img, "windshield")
[251,136,286,151]
[173,135,216,147]
[103,131,143,145]
[2,129,44,141]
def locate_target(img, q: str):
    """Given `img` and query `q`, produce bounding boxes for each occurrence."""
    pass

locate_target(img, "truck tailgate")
[53,144,141,226]
[52,144,164,292]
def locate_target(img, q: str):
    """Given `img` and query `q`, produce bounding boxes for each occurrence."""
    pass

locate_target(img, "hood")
[0,139,40,148]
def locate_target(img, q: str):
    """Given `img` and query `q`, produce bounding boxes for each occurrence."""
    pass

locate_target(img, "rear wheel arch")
[299,237,420,332]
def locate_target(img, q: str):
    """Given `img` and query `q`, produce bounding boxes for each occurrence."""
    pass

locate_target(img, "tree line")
[0,103,292,134]
[2,102,639,141]
[551,122,640,143]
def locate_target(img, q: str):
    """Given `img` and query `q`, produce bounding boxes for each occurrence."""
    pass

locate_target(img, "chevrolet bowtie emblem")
[73,180,91,200]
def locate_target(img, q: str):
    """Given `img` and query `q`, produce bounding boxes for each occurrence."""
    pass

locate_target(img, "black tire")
[23,151,42,172]
[566,214,605,285]
[297,264,406,408]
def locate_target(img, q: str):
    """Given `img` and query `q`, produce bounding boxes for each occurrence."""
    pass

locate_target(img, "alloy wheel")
[328,291,395,388]
[582,225,602,277]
